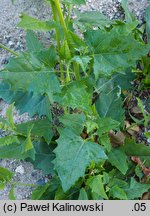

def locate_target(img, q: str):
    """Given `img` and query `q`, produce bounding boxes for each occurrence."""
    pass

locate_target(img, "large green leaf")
[26,31,43,52]
[85,28,149,78]
[28,72,60,103]
[30,141,55,175]
[16,118,53,143]
[75,11,111,28]
[95,87,125,125]
[108,147,128,175]
[0,137,35,160]
[0,83,52,119]
[59,113,86,135]
[0,51,60,101]
[59,81,92,112]
[124,178,150,199]
[53,128,107,191]
[109,185,127,200]
[96,70,136,95]
[18,14,61,31]
[34,47,58,68]
[0,45,60,119]
[124,138,150,156]
[86,175,108,199]
[97,117,120,136]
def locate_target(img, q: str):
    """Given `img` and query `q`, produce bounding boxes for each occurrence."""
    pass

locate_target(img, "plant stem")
[11,181,36,187]
[50,0,64,82]
[73,62,80,80]
[54,0,68,36]
[67,4,72,24]
[0,43,18,57]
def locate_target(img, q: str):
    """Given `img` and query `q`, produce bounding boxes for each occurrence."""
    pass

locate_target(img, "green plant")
[0,0,150,200]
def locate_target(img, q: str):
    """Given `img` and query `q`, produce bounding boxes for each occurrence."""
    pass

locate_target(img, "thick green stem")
[54,0,68,36]
[0,43,18,57]
[50,1,61,51]
[50,0,64,82]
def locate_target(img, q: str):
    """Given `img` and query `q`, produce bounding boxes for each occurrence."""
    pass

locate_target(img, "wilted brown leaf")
[141,192,150,200]
[131,156,150,176]
[108,130,125,147]
[125,121,140,138]
[131,106,142,114]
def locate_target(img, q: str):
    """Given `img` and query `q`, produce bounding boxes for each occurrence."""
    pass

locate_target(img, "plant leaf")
[16,118,53,143]
[31,182,50,200]
[75,10,111,28]
[1,51,60,102]
[9,187,16,200]
[0,167,13,190]
[95,87,125,125]
[97,117,120,135]
[18,13,61,31]
[78,188,88,200]
[121,0,136,23]
[99,134,111,152]
[86,175,108,199]
[0,135,19,147]
[109,185,128,200]
[6,104,15,130]
[108,147,128,175]
[59,113,86,135]
[124,178,150,199]
[26,31,43,52]
[145,5,150,44]
[124,138,150,156]
[0,83,52,119]
[30,141,55,175]
[21,125,33,153]
[0,140,35,160]
[71,56,91,73]
[59,81,92,112]
[85,28,149,78]
[62,0,85,5]
[53,128,107,192]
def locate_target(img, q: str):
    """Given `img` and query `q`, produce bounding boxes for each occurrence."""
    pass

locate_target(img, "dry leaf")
[109,130,125,147]
[131,156,150,176]
[125,121,140,138]
[141,192,150,200]
[131,106,142,114]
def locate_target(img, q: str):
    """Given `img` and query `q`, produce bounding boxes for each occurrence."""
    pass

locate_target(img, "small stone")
[8,41,14,48]
[16,41,20,46]
[15,165,25,175]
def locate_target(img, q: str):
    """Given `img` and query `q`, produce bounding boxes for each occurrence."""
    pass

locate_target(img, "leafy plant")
[0,0,150,200]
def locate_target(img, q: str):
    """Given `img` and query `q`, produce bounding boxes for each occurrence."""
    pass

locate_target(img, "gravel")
[0,0,149,200]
